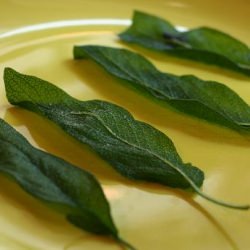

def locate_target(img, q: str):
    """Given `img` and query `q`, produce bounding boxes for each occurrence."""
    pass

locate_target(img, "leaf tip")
[116,237,137,250]
[3,67,14,78]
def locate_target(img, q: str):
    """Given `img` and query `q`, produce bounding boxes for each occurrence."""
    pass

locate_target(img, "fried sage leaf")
[73,45,250,133]
[119,11,250,76]
[4,68,249,210]
[0,118,134,249]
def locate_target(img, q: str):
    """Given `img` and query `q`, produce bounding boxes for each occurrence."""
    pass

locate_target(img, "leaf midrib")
[68,111,250,209]
[70,110,198,187]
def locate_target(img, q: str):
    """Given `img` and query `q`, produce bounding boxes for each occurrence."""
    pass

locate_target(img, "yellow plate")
[0,1,250,249]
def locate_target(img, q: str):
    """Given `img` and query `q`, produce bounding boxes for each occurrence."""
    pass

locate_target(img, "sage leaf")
[73,45,250,133]
[4,68,250,210]
[119,11,250,76]
[0,118,134,250]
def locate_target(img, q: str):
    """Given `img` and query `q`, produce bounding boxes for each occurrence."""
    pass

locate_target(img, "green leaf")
[4,68,250,210]
[73,45,250,133]
[0,118,135,249]
[119,11,250,76]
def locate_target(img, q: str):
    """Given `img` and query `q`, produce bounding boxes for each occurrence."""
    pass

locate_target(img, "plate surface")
[0,1,250,250]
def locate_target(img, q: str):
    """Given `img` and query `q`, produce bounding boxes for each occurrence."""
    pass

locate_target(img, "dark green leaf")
[73,45,250,133]
[4,68,250,210]
[0,118,134,249]
[119,11,250,76]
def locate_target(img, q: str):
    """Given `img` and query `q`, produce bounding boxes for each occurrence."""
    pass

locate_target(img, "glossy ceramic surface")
[0,1,250,249]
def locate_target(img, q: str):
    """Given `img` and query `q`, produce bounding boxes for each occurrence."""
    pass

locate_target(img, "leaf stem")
[191,183,250,210]
[177,169,250,210]
[163,32,192,49]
